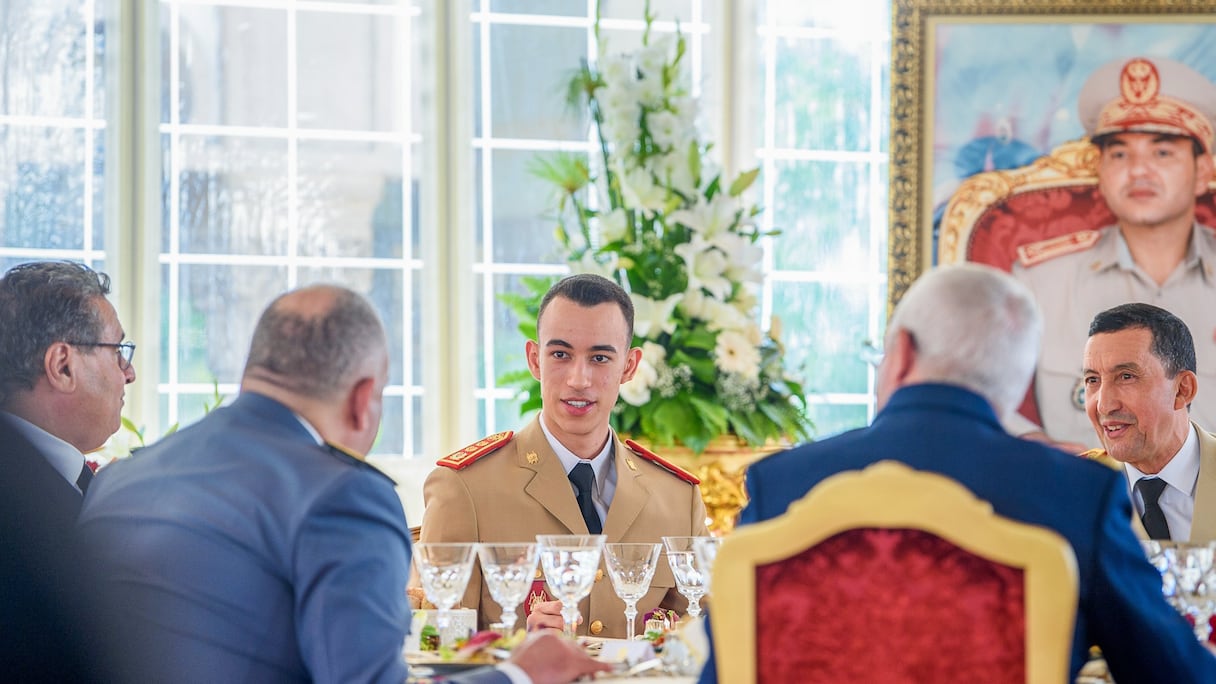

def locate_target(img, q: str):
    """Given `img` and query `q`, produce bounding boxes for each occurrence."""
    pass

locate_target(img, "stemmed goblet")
[604,542,662,640]
[662,536,710,619]
[413,542,478,646]
[536,534,606,637]
[477,542,539,634]
[693,536,724,594]
[1161,542,1216,642]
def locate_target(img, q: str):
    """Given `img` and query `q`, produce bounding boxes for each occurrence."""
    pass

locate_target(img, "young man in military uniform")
[1011,56,1216,451]
[420,274,710,638]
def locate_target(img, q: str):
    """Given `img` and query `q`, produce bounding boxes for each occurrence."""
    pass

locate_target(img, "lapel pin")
[526,451,539,465]
[626,458,638,471]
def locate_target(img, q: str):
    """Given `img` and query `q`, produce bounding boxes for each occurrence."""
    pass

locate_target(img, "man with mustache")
[1011,56,1216,452]
[1082,302,1216,543]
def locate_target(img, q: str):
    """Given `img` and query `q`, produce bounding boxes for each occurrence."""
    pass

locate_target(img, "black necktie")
[569,463,602,534]
[1136,478,1171,541]
[76,462,94,495]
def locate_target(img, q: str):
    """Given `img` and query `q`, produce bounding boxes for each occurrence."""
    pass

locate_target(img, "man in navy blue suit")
[698,263,1216,683]
[79,284,609,684]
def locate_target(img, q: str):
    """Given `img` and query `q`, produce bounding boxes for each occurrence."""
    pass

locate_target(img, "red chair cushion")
[754,528,1025,684]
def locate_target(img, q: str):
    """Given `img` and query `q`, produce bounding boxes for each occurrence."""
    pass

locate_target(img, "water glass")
[693,536,724,594]
[413,542,477,645]
[477,542,538,633]
[536,534,605,637]
[1161,542,1216,642]
[662,536,709,619]
[604,542,662,640]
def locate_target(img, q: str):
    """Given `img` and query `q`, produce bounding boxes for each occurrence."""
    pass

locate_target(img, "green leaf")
[688,395,729,434]
[728,167,760,197]
[527,152,590,195]
[121,416,146,447]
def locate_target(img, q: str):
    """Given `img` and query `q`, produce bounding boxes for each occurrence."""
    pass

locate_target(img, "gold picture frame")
[887,0,1216,310]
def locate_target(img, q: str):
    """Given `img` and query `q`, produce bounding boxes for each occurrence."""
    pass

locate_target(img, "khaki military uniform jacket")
[420,417,710,638]
[1011,224,1216,448]
[1087,422,1216,543]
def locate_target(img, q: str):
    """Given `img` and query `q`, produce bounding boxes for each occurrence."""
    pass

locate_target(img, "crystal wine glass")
[477,542,538,633]
[1161,542,1216,642]
[413,542,478,646]
[604,542,662,640]
[536,534,606,637]
[662,536,709,619]
[693,536,724,594]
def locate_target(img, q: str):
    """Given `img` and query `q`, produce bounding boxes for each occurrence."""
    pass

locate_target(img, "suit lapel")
[603,436,646,540]
[518,420,588,534]
[1189,422,1216,543]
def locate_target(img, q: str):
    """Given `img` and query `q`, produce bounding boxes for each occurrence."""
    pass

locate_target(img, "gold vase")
[632,436,784,536]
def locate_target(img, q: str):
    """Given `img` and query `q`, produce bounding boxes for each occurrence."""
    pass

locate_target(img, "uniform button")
[595,569,605,582]
[534,568,544,580]
[590,620,604,635]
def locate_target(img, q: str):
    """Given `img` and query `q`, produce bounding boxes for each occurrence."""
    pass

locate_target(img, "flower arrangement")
[503,5,811,455]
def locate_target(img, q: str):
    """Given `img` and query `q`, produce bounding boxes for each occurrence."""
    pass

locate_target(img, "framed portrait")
[887,0,1216,309]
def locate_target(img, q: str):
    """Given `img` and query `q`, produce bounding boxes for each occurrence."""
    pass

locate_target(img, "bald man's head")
[243,285,387,400]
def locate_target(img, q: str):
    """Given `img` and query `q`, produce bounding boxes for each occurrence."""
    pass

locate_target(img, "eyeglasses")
[68,341,136,371]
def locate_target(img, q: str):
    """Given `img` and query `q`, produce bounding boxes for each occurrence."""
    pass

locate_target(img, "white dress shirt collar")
[1126,423,1200,541]
[538,414,618,522]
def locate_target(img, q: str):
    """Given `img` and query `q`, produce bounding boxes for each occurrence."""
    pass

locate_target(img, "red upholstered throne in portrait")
[937,139,1216,424]
[708,461,1078,684]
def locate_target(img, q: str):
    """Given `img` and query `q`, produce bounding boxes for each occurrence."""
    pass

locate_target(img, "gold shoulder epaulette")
[326,441,366,462]
[437,431,514,470]
[624,439,700,485]
[1079,447,1122,471]
[1016,230,1100,268]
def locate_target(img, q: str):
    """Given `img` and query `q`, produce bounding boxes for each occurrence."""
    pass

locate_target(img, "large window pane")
[174,5,288,128]
[770,159,872,272]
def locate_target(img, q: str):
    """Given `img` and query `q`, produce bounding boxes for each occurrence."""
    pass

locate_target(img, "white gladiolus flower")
[636,37,673,79]
[599,53,634,90]
[635,74,664,108]
[713,232,764,284]
[632,293,682,338]
[648,110,683,150]
[569,250,618,279]
[674,238,732,301]
[620,357,659,406]
[619,166,668,217]
[597,209,629,243]
[653,150,698,199]
[669,195,736,241]
[715,329,762,380]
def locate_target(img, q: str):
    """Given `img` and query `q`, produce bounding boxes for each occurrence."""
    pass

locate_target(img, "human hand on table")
[508,631,613,684]
[526,599,576,632]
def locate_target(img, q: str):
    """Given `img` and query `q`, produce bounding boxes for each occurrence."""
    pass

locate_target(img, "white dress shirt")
[539,414,618,523]
[1126,424,1200,542]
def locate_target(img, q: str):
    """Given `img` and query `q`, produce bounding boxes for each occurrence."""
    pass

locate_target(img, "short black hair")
[1088,303,1196,377]
[538,274,635,343]
[0,261,112,405]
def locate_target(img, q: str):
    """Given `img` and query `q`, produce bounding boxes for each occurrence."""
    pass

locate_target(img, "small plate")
[405,652,496,673]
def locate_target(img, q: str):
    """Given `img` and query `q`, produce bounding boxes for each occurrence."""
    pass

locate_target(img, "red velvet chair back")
[709,461,1077,684]
[755,528,1024,683]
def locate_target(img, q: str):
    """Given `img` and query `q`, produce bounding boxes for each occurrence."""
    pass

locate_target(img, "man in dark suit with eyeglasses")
[0,260,137,516]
